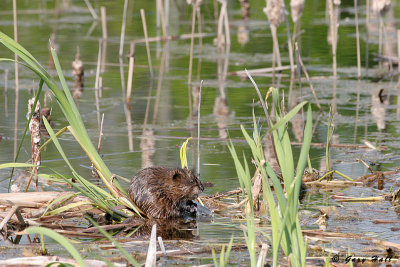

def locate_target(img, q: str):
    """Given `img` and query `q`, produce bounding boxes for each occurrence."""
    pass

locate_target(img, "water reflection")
[371,88,388,131]
[123,218,199,240]
[140,128,155,168]
[214,36,231,139]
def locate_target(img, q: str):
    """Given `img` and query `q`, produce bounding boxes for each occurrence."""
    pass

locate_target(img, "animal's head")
[171,167,204,199]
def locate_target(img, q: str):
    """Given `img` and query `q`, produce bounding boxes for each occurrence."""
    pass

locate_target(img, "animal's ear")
[172,169,183,181]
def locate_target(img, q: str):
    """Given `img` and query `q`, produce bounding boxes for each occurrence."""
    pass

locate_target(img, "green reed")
[0,32,140,219]
[229,86,311,267]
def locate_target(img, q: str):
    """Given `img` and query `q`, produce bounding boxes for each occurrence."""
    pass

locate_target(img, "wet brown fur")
[128,167,204,219]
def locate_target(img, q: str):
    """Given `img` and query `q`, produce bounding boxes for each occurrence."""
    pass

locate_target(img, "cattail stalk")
[157,0,167,37]
[94,40,102,128]
[152,47,167,124]
[119,0,129,58]
[4,70,8,117]
[354,0,361,79]
[295,43,322,112]
[264,0,284,68]
[328,0,337,77]
[397,29,400,75]
[188,2,197,86]
[140,9,154,76]
[197,80,203,176]
[13,0,19,160]
[126,42,135,104]
[100,6,107,40]
[91,113,105,179]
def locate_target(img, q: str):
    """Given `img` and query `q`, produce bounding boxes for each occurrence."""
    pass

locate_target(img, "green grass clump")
[0,32,140,219]
[229,85,311,267]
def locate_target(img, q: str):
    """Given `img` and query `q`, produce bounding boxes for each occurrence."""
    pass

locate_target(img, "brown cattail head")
[290,0,304,23]
[372,0,391,14]
[264,0,284,27]
[72,48,84,79]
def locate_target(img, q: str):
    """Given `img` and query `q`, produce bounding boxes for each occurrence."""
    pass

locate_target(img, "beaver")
[128,167,204,219]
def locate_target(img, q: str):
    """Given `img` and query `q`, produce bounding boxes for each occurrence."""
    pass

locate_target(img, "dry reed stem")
[83,0,99,20]
[157,0,167,37]
[282,3,295,74]
[188,2,198,86]
[264,0,284,68]
[290,0,304,23]
[216,1,227,48]
[95,40,102,128]
[295,43,322,111]
[270,24,282,68]
[152,46,167,124]
[13,0,19,161]
[328,0,338,77]
[119,57,127,99]
[398,29,400,75]
[91,114,105,179]
[0,206,19,232]
[197,80,203,175]
[140,9,154,76]
[354,0,361,78]
[4,70,8,117]
[95,40,102,94]
[223,2,231,46]
[124,104,134,151]
[119,0,129,58]
[126,42,135,104]
[100,6,107,40]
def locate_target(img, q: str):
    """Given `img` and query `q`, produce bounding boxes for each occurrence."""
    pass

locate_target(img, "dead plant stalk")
[140,9,154,76]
